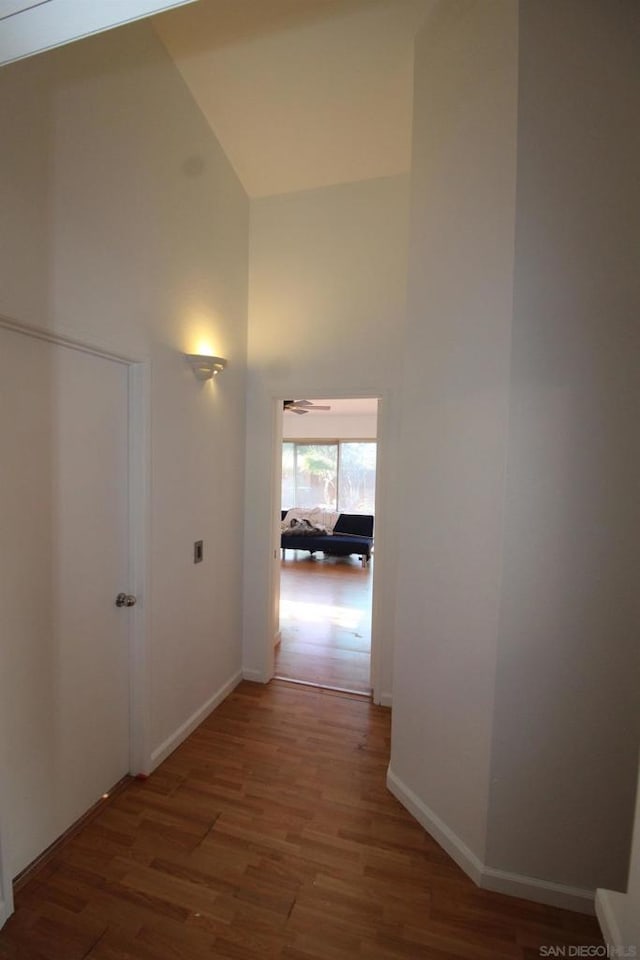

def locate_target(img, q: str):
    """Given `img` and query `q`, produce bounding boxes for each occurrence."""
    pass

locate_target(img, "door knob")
[115,592,137,607]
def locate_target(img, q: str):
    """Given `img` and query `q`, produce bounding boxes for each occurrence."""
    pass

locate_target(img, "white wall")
[390,0,518,865]
[391,0,640,912]
[283,412,377,441]
[244,175,409,702]
[486,0,640,896]
[0,16,248,881]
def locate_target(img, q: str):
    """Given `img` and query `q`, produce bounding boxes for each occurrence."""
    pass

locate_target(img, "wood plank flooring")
[0,680,603,959]
[275,555,372,693]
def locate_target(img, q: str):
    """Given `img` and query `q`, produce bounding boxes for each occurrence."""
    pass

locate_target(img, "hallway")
[275,554,372,693]
[0,681,603,959]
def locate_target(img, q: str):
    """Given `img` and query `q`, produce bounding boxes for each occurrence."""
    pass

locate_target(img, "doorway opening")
[274,398,378,694]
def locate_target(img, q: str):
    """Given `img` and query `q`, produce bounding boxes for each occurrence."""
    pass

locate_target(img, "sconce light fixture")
[185,354,227,380]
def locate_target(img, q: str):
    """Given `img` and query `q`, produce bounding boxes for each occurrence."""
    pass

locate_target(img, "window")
[337,442,377,512]
[282,441,376,513]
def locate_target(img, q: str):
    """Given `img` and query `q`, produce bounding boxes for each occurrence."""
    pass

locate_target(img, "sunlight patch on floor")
[280,598,365,630]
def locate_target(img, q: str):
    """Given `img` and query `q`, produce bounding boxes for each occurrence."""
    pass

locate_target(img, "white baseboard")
[0,816,15,929]
[387,766,483,885]
[379,691,393,707]
[150,670,242,769]
[481,866,594,915]
[242,667,270,683]
[387,766,595,915]
[595,888,624,948]
[0,892,13,931]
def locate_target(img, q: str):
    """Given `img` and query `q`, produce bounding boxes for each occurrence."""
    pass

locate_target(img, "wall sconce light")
[185,354,227,380]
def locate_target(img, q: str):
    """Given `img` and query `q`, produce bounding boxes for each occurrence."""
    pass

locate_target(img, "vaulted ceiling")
[1,0,432,198]
[153,0,432,197]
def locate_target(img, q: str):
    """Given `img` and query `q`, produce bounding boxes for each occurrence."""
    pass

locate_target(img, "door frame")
[0,315,151,927]
[269,390,386,702]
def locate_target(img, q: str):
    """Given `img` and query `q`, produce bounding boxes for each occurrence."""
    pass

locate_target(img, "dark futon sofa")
[280,511,374,567]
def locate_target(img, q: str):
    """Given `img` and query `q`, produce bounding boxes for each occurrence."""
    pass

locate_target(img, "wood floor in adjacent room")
[0,680,603,960]
[275,553,372,693]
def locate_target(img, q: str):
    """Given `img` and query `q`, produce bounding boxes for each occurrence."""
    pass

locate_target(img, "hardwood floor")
[275,554,372,693]
[0,680,603,959]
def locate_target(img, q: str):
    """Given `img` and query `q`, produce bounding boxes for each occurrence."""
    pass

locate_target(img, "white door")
[0,326,131,878]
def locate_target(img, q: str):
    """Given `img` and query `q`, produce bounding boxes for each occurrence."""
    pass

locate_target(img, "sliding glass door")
[282,441,376,513]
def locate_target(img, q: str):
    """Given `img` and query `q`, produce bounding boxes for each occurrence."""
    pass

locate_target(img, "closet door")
[0,326,131,877]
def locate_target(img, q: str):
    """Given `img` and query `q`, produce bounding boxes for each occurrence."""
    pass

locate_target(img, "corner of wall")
[388,764,596,915]
[387,766,484,885]
[241,667,271,684]
[0,887,13,931]
[596,889,624,946]
[0,823,14,930]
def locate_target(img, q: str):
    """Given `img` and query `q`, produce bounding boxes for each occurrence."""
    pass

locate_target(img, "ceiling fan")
[283,399,331,415]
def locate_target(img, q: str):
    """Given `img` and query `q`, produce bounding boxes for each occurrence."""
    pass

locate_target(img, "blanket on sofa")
[281,507,340,534]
